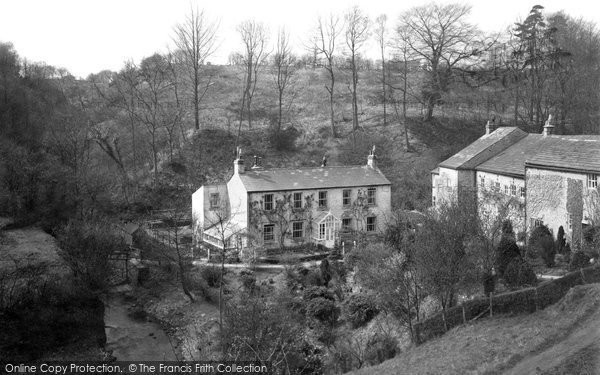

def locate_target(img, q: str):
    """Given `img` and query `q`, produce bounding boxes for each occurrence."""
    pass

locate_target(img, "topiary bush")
[528,224,556,266]
[504,257,537,289]
[343,293,379,328]
[569,251,591,271]
[495,236,521,276]
[539,235,557,267]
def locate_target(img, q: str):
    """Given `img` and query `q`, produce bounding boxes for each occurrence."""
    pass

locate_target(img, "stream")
[104,293,177,361]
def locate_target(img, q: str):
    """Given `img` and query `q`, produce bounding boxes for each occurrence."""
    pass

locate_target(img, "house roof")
[438,127,528,170]
[525,137,600,173]
[238,165,391,192]
[477,134,600,176]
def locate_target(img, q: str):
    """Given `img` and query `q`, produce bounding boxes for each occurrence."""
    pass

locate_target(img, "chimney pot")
[234,146,245,174]
[542,115,554,136]
[367,145,377,168]
[485,119,497,135]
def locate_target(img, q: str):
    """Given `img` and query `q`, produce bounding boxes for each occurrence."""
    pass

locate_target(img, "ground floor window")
[263,224,274,242]
[342,218,352,231]
[292,221,303,238]
[366,216,376,232]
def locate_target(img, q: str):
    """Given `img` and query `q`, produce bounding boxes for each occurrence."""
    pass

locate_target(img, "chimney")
[485,119,497,135]
[251,155,263,169]
[367,145,377,169]
[234,146,245,174]
[542,115,554,137]
[321,155,327,167]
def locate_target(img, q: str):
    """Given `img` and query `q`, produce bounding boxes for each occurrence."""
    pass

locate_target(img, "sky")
[1,0,600,78]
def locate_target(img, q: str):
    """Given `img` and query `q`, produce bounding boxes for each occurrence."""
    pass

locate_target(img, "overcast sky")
[1,0,599,78]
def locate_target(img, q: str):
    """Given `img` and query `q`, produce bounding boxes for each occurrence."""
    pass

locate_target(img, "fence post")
[489,292,493,317]
[462,305,466,324]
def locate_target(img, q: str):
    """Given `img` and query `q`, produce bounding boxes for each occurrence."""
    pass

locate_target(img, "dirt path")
[503,308,600,374]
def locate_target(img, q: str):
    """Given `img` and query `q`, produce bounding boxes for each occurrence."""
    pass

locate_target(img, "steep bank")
[350,284,600,375]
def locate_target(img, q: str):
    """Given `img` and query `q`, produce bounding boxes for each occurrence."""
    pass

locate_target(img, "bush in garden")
[199,265,222,287]
[539,235,557,267]
[569,251,591,271]
[556,226,566,254]
[306,297,339,324]
[343,293,379,328]
[504,257,537,289]
[528,224,553,259]
[495,236,521,276]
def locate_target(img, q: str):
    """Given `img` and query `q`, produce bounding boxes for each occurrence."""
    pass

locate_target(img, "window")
[319,223,326,239]
[494,181,500,192]
[587,174,598,189]
[504,185,509,195]
[318,191,328,208]
[209,193,220,208]
[510,184,517,197]
[531,218,543,228]
[479,176,485,189]
[292,221,303,238]
[567,213,573,231]
[293,192,303,209]
[342,189,351,207]
[366,216,376,232]
[263,224,274,242]
[263,194,274,211]
[367,187,377,206]
[342,218,352,231]
[432,195,437,206]
[520,187,526,198]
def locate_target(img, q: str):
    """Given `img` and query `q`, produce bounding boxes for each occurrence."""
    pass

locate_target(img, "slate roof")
[238,165,391,192]
[526,137,600,173]
[477,134,600,176]
[438,127,528,169]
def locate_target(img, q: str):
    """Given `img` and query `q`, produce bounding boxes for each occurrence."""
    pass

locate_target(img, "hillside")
[350,284,600,375]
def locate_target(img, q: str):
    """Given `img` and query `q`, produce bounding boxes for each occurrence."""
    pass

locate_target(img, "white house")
[192,147,392,252]
[432,119,600,248]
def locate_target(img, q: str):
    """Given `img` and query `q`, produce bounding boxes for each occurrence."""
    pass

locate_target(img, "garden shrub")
[343,293,379,328]
[528,224,555,266]
[504,257,537,289]
[539,235,557,267]
[306,297,339,324]
[199,265,223,288]
[495,236,521,276]
[569,251,591,271]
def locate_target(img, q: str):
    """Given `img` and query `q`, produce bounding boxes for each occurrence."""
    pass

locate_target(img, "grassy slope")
[173,65,485,210]
[350,284,600,375]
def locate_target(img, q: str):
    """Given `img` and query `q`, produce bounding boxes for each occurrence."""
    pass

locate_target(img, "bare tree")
[172,7,219,131]
[237,20,269,130]
[374,14,388,126]
[345,6,370,136]
[313,14,343,137]
[272,27,296,133]
[399,3,484,121]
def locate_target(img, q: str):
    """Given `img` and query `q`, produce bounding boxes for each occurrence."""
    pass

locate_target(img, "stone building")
[432,119,600,248]
[192,148,392,252]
